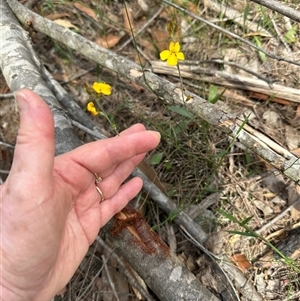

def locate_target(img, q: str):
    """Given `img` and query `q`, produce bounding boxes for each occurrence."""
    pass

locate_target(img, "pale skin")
[0,89,160,301]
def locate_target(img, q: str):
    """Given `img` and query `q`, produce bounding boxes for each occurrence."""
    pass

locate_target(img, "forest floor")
[1,0,300,300]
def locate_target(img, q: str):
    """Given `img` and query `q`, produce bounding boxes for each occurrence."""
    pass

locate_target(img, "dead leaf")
[73,3,98,22]
[253,200,273,216]
[150,29,169,52]
[122,7,136,36]
[137,0,149,12]
[95,34,124,49]
[287,183,300,222]
[174,0,199,14]
[291,147,300,157]
[231,253,252,271]
[285,124,300,151]
[51,73,69,82]
[54,19,79,30]
[45,13,70,21]
[138,160,168,195]
[296,105,300,118]
[131,81,145,92]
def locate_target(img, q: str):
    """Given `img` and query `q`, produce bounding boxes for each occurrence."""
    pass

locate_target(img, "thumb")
[9,89,55,183]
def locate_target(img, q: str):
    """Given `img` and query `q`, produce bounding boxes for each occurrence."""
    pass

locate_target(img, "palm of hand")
[0,89,160,301]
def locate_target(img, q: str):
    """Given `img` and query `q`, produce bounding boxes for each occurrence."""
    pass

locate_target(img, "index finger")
[61,130,160,175]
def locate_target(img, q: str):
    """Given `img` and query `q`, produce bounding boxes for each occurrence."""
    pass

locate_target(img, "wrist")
[0,281,53,301]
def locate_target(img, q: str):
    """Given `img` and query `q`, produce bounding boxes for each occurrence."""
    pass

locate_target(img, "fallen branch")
[151,60,300,103]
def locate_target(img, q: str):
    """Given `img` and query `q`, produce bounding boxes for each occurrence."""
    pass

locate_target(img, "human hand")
[0,89,160,301]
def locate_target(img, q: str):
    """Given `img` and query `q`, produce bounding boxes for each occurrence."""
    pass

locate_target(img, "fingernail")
[14,90,29,113]
[154,131,161,140]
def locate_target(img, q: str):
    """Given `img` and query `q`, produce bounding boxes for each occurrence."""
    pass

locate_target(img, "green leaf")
[215,150,228,158]
[245,153,252,165]
[165,160,172,170]
[168,105,194,119]
[243,3,250,30]
[150,152,163,165]
[217,208,239,223]
[208,85,225,104]
[228,230,255,237]
[241,216,253,226]
[284,26,297,44]
[253,36,266,63]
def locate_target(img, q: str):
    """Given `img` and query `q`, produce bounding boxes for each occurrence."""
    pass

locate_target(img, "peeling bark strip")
[104,207,221,301]
[7,0,300,183]
[110,207,170,256]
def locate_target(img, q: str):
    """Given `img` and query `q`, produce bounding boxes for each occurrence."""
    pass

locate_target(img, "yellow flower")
[160,41,185,66]
[92,82,112,95]
[87,102,99,116]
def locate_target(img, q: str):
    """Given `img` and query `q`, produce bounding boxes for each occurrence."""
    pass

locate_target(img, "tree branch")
[249,0,300,24]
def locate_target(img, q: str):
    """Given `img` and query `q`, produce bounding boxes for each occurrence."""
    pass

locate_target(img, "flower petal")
[167,53,178,66]
[91,109,99,116]
[100,83,112,95]
[87,102,95,111]
[91,82,112,95]
[176,51,185,61]
[92,82,102,94]
[169,41,176,52]
[174,42,180,52]
[160,50,171,61]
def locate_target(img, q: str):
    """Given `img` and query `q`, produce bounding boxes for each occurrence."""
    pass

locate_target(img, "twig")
[0,141,15,148]
[76,261,103,300]
[249,0,300,24]
[256,198,300,235]
[117,6,164,52]
[101,254,121,301]
[96,237,156,301]
[0,92,14,99]
[205,0,272,37]
[270,13,291,53]
[181,227,244,301]
[71,120,104,140]
[162,0,300,67]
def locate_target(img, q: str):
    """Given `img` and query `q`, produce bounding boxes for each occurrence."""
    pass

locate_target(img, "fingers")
[96,152,146,200]
[118,123,147,136]
[8,89,55,188]
[67,130,160,178]
[99,177,144,227]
